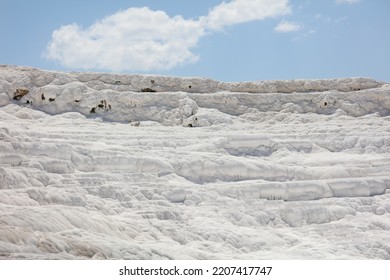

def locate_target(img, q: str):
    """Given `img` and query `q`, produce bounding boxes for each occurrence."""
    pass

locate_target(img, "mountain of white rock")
[0,65,390,259]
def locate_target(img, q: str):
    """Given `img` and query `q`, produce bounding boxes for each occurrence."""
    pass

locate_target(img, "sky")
[1,0,389,82]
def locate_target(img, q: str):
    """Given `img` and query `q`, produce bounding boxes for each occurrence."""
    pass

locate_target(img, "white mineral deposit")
[1,65,390,259]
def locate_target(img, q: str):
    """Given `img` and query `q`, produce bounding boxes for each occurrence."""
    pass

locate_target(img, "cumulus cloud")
[335,0,360,4]
[45,7,205,71]
[45,0,291,72]
[274,20,302,33]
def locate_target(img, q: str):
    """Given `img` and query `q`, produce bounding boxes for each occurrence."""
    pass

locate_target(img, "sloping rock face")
[1,65,390,260]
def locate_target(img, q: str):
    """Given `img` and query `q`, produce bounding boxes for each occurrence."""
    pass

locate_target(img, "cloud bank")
[45,0,290,71]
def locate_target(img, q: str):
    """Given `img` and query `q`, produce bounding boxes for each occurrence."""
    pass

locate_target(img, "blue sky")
[1,0,389,82]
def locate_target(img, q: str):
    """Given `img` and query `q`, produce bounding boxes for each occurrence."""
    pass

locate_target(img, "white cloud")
[45,0,291,72]
[274,20,302,33]
[206,0,291,30]
[45,7,205,71]
[335,0,360,4]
